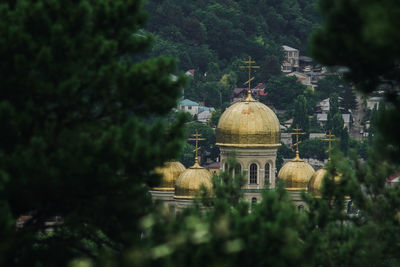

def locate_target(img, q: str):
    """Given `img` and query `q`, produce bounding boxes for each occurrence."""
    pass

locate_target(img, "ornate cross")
[240,56,259,100]
[290,125,306,159]
[188,129,205,164]
[322,131,336,159]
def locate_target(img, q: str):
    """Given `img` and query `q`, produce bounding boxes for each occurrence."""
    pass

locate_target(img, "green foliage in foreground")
[97,146,400,267]
[0,0,187,266]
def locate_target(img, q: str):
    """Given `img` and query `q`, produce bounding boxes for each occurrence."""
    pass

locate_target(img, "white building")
[282,45,299,72]
[286,71,312,87]
[366,97,382,110]
[198,109,214,124]
[316,113,351,129]
[178,99,199,116]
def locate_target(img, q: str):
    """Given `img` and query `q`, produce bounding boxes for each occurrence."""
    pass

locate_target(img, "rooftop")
[179,99,199,106]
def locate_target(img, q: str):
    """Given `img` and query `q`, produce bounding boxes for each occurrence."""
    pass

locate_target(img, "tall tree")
[266,75,306,110]
[340,85,358,112]
[0,0,186,265]
[311,0,400,164]
[326,93,341,133]
[291,95,310,140]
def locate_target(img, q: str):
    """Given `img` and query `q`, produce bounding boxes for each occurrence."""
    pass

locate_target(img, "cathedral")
[150,58,337,212]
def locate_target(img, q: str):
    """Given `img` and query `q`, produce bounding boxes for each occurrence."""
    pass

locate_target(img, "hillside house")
[282,45,299,72]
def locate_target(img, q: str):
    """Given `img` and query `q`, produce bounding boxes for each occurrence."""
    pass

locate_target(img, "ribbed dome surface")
[216,98,281,148]
[175,163,213,198]
[278,157,315,190]
[153,161,186,190]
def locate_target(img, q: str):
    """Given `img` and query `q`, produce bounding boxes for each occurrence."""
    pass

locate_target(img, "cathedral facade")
[150,58,342,212]
[216,93,281,203]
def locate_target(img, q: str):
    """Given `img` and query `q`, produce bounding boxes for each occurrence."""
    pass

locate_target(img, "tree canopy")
[0,0,187,265]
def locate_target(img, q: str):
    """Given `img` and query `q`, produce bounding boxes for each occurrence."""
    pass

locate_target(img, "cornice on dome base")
[216,143,281,148]
[151,187,175,191]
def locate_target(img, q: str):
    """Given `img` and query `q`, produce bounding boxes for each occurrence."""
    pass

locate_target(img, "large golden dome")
[216,97,281,148]
[308,168,340,196]
[153,161,186,191]
[278,156,315,190]
[175,163,213,198]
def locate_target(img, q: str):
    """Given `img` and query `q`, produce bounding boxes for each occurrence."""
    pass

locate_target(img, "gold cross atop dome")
[322,131,336,160]
[290,125,306,159]
[188,129,205,166]
[240,56,259,101]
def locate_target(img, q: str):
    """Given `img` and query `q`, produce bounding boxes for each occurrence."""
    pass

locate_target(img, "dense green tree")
[185,122,218,164]
[145,0,319,85]
[291,95,310,140]
[208,109,222,128]
[310,1,400,264]
[316,75,342,100]
[265,75,306,110]
[340,127,350,156]
[316,75,357,111]
[112,162,309,267]
[179,143,196,167]
[326,93,341,132]
[310,0,400,165]
[0,0,187,265]
[340,85,358,112]
[259,55,281,82]
[298,139,327,161]
[276,143,296,170]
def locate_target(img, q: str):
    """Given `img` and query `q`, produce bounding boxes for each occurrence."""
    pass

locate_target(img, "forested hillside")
[144,0,319,81]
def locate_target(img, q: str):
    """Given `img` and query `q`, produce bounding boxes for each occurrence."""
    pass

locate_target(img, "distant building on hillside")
[316,97,345,114]
[178,99,199,116]
[366,96,382,110]
[185,69,195,76]
[309,133,326,139]
[387,172,400,187]
[198,107,215,124]
[286,71,312,87]
[299,56,313,71]
[281,133,292,146]
[282,45,299,72]
[316,113,352,129]
[230,83,267,103]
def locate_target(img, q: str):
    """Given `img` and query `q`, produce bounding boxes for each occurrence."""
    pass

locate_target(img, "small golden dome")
[175,163,213,198]
[307,168,340,196]
[278,156,315,190]
[153,161,186,191]
[216,97,281,148]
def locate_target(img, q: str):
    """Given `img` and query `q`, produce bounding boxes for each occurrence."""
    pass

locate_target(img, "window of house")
[249,163,258,184]
[298,205,304,212]
[224,163,228,171]
[188,106,192,110]
[265,163,270,186]
[251,197,257,205]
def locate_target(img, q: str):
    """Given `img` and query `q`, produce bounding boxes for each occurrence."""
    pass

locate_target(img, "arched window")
[298,205,304,212]
[251,197,257,205]
[234,164,241,176]
[264,163,270,186]
[224,163,228,171]
[249,163,258,184]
